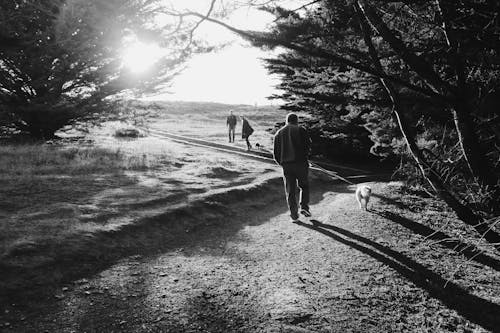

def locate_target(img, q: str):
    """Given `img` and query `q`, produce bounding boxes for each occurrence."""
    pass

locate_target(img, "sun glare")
[122,41,164,73]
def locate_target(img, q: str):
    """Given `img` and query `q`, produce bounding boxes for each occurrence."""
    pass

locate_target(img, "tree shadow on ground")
[55,181,352,333]
[372,194,500,272]
[295,220,500,332]
[63,261,261,333]
[371,193,412,210]
[154,290,259,333]
[0,178,347,307]
[374,209,500,272]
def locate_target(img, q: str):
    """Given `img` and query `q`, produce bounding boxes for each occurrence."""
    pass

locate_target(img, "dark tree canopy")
[0,0,195,138]
[260,1,500,159]
[212,0,500,242]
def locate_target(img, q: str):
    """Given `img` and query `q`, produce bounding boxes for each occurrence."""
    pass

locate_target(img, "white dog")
[355,185,372,211]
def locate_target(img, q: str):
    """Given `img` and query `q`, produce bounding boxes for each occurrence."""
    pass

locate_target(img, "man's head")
[230,110,233,115]
[286,113,298,124]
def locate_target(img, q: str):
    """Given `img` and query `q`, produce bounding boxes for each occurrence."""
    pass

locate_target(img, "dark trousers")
[281,162,310,219]
[228,127,235,142]
[245,137,251,150]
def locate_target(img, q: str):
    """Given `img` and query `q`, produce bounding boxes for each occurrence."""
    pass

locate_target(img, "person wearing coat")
[226,110,237,143]
[273,113,312,222]
[241,116,254,151]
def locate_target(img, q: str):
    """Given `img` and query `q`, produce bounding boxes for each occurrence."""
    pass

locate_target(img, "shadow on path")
[0,178,342,307]
[295,220,500,332]
[374,209,500,272]
[371,193,412,210]
[0,177,285,303]
[373,193,500,272]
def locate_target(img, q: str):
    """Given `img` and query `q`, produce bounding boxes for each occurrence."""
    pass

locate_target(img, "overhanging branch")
[164,10,452,104]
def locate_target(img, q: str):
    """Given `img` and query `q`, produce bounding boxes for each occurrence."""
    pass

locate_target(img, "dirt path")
[1,180,499,332]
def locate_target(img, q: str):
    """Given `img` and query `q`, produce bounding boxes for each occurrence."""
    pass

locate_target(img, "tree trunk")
[19,105,64,140]
[452,103,498,186]
[355,2,500,250]
[392,108,500,249]
[434,0,499,186]
[356,0,456,94]
[26,126,57,140]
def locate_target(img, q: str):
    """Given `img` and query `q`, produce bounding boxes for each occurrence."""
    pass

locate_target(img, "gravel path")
[2,181,499,333]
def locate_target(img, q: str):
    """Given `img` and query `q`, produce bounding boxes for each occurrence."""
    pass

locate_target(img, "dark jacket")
[273,124,311,165]
[241,119,254,138]
[227,115,237,128]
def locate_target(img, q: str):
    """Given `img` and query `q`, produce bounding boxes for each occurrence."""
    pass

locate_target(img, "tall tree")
[0,0,195,139]
[178,0,500,243]
[265,54,378,160]
[261,1,499,180]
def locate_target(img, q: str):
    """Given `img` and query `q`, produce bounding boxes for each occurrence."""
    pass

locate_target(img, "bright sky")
[158,43,281,105]
[144,1,295,105]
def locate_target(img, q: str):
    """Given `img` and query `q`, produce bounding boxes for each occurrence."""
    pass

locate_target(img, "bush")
[114,128,143,138]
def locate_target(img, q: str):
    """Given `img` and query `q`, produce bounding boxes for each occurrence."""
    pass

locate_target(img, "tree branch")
[290,0,322,13]
[357,0,458,96]
[356,2,500,249]
[164,10,452,104]
[185,0,218,49]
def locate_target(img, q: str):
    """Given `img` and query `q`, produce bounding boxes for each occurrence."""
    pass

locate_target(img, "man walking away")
[226,110,237,143]
[273,113,312,222]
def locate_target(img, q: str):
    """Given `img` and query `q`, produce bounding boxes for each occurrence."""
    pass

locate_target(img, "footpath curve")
[142,126,383,184]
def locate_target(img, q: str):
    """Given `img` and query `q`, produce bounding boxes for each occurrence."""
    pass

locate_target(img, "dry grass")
[0,138,275,265]
[133,101,287,151]
[0,144,169,257]
[0,102,284,297]
[0,144,157,177]
[0,100,285,267]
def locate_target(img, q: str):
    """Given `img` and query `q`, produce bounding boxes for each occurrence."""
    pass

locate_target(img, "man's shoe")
[291,218,300,223]
[300,209,312,217]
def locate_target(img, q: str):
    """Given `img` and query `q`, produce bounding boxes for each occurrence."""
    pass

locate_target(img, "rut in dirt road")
[2,181,500,333]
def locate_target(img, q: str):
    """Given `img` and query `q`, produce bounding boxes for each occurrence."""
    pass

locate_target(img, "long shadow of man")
[294,220,500,332]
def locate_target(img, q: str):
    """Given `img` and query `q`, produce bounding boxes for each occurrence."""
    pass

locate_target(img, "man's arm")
[273,132,281,165]
[301,127,311,159]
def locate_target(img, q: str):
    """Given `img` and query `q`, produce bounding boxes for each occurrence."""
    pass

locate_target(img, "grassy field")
[0,102,281,274]
[0,144,152,256]
[126,100,305,151]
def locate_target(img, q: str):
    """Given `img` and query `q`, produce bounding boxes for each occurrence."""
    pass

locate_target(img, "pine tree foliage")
[0,0,194,138]
[249,0,500,228]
